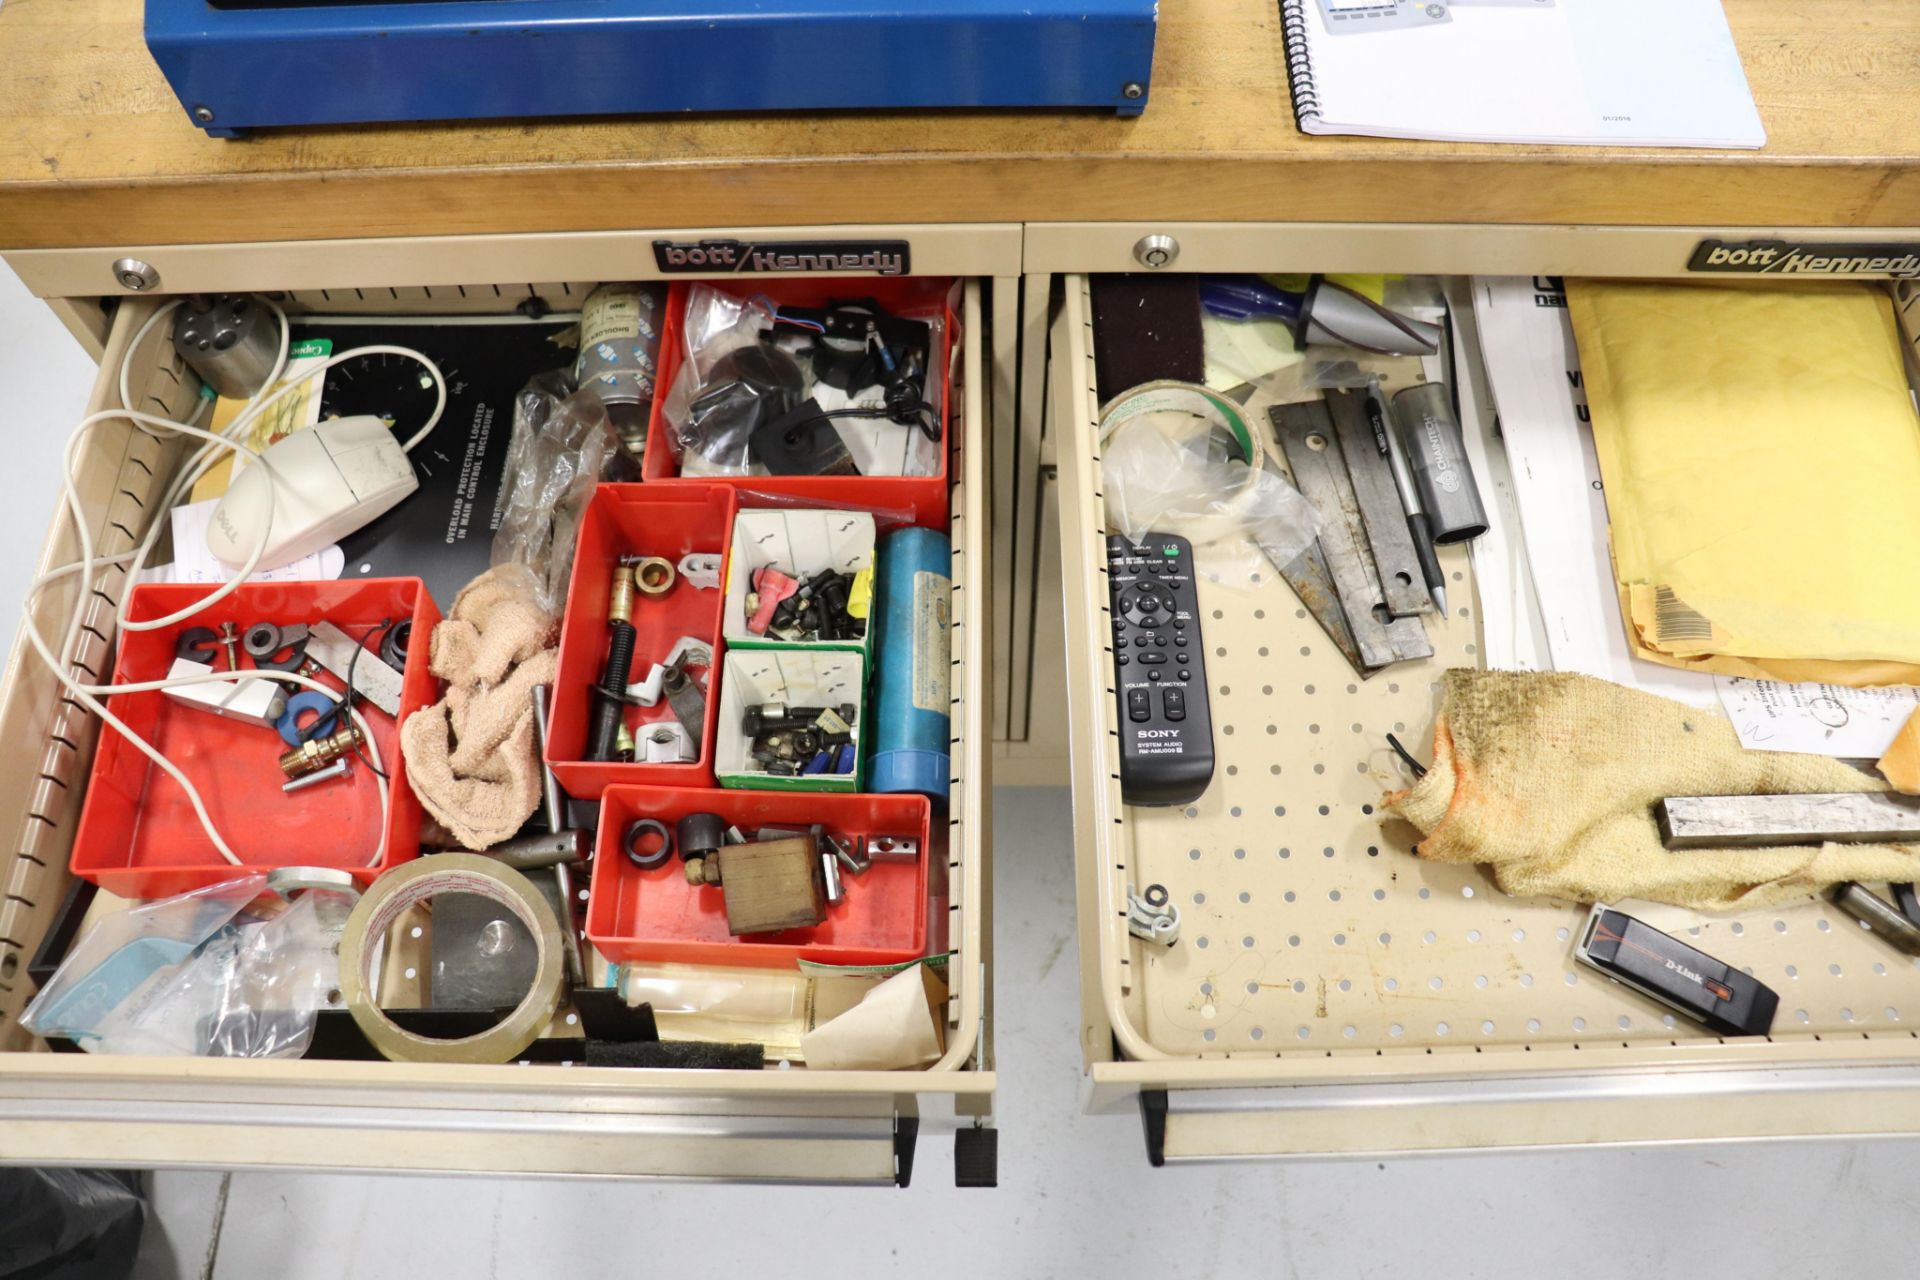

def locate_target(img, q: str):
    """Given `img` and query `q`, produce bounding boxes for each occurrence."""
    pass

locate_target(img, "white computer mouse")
[208,415,419,570]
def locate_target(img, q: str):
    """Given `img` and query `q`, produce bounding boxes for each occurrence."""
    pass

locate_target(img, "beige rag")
[400,566,559,850]
[1383,669,1920,911]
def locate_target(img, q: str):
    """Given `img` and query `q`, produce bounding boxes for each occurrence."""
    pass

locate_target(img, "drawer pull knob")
[1132,235,1180,270]
[111,257,160,292]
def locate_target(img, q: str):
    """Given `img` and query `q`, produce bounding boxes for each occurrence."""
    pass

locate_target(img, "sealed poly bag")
[21,876,344,1058]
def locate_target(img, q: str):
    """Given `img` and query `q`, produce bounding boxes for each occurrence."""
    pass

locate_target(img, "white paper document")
[1468,276,1718,710]
[1715,677,1920,759]
[165,499,344,585]
[1445,279,1548,674]
[1283,0,1765,149]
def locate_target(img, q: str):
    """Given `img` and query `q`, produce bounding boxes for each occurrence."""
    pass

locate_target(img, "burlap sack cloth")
[1383,669,1920,910]
[400,566,559,849]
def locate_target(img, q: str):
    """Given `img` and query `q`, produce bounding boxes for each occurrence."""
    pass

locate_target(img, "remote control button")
[1139,653,1166,665]
[1148,670,1161,682]
[1117,656,1129,667]
[1173,618,1186,630]
[1127,689,1150,722]
[1137,596,1162,614]
[1154,636,1168,647]
[1178,669,1191,679]
[1133,636,1147,648]
[1175,652,1188,662]
[1163,689,1186,721]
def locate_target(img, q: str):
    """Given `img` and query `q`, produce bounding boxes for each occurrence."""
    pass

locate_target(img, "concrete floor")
[4,265,1917,1279]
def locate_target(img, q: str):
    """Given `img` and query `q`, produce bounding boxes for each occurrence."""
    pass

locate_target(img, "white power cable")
[25,300,445,868]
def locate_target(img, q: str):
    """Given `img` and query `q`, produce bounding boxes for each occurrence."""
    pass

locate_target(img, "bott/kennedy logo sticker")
[652,239,910,276]
[1690,238,1920,278]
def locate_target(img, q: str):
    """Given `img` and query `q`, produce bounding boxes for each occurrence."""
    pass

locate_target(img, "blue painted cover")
[146,0,1157,134]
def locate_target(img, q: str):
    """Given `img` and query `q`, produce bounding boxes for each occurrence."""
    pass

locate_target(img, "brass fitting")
[627,556,676,596]
[606,566,636,625]
[280,723,366,779]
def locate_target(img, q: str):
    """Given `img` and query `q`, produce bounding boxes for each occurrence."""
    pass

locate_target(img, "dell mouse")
[207,415,418,570]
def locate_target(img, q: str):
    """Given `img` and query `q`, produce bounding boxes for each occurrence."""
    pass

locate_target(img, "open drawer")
[1051,272,1920,1164]
[0,276,994,1186]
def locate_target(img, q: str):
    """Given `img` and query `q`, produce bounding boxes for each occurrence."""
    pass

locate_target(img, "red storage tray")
[547,484,736,798]
[586,786,930,968]
[641,278,956,529]
[69,579,441,898]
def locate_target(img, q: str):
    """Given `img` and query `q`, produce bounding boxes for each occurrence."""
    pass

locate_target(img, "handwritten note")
[1716,676,1920,758]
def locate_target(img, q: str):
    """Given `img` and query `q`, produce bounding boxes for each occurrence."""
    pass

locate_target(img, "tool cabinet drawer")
[1050,272,1920,1164]
[0,272,995,1186]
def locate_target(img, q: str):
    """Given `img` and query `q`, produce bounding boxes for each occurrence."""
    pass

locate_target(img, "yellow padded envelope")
[1567,280,1920,684]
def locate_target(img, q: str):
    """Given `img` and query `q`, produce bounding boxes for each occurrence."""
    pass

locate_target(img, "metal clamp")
[244,621,311,673]
[1126,883,1180,946]
[639,721,696,762]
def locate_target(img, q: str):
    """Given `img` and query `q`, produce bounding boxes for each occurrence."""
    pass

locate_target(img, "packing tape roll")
[1097,380,1259,462]
[337,853,565,1064]
[1096,380,1266,545]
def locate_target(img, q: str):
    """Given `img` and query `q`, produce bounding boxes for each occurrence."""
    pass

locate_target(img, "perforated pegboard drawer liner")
[1061,276,1920,1069]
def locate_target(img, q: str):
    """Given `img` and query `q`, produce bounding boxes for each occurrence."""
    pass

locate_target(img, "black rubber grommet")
[623,818,675,870]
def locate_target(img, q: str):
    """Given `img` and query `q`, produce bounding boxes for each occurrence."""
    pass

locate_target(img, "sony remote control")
[1106,532,1215,806]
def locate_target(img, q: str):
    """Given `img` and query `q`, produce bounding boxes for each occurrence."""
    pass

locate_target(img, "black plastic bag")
[0,1169,144,1280]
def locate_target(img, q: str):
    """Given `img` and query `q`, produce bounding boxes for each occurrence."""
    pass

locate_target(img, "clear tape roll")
[337,854,565,1064]
[1097,380,1266,546]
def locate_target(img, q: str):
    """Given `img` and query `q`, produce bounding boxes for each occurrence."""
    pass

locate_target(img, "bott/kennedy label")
[1689,238,1920,278]
[652,238,911,276]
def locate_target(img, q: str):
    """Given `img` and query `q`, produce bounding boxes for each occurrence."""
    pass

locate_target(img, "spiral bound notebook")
[1280,0,1765,148]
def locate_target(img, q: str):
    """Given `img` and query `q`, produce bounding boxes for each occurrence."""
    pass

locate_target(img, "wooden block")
[716,837,826,935]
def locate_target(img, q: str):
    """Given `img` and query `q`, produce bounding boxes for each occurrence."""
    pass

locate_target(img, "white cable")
[25,299,443,869]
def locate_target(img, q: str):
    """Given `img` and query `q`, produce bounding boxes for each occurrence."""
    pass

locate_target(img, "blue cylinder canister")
[867,527,952,800]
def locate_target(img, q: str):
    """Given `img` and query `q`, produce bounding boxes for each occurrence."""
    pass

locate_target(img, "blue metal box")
[147,0,1158,136]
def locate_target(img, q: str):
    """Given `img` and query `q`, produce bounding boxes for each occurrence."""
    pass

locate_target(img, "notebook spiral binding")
[1278,0,1321,124]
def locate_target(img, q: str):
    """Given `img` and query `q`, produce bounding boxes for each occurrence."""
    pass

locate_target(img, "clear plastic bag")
[490,371,623,614]
[1099,385,1321,590]
[660,285,947,479]
[21,876,346,1059]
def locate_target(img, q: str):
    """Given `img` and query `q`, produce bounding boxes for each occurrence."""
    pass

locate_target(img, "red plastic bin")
[547,483,736,799]
[69,579,441,898]
[587,786,931,969]
[641,278,956,529]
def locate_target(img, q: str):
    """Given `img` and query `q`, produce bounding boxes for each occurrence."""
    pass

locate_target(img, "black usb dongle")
[1573,904,1778,1037]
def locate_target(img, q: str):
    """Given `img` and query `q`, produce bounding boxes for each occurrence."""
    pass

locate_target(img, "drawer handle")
[1132,235,1180,271]
[110,258,160,292]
